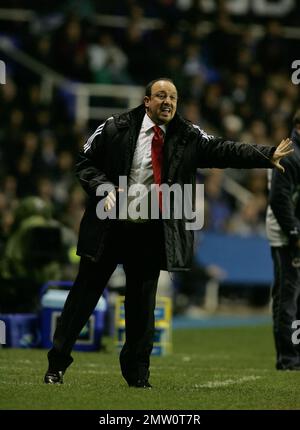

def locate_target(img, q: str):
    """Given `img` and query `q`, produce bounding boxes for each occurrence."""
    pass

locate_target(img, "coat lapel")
[163,115,191,183]
[114,105,145,176]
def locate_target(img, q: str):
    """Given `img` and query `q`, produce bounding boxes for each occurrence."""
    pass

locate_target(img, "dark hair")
[145,78,176,97]
[293,110,300,126]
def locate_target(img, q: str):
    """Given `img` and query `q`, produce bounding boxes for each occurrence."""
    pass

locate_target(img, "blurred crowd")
[0,1,299,281]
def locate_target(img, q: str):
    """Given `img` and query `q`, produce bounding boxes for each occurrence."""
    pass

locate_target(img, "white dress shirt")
[128,113,166,188]
[126,114,166,220]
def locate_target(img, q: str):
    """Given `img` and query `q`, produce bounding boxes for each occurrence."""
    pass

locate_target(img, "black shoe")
[276,363,300,371]
[44,370,64,384]
[282,366,300,371]
[128,379,152,389]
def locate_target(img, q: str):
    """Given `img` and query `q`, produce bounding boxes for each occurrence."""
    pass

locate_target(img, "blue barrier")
[40,280,107,351]
[196,232,273,286]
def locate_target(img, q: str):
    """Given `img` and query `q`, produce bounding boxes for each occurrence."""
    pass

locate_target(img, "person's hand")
[292,240,300,268]
[104,188,124,211]
[271,138,293,173]
[206,264,227,281]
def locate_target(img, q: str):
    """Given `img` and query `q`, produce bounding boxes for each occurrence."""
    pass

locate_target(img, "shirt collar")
[142,113,167,134]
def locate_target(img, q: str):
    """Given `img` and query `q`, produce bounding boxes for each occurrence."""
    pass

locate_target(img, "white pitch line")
[195,375,261,389]
[0,381,37,385]
[0,366,37,371]
[76,370,110,375]
[0,359,33,364]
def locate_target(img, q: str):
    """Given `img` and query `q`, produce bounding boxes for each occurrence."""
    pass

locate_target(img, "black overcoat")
[76,105,275,271]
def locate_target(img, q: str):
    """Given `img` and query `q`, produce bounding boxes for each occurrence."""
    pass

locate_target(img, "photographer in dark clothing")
[266,110,300,370]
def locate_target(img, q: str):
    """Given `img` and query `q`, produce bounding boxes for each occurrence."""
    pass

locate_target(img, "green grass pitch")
[0,324,300,410]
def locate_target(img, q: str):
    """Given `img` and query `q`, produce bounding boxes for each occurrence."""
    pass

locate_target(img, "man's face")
[144,80,178,125]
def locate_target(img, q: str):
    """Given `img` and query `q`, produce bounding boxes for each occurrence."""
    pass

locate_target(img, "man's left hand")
[271,138,293,173]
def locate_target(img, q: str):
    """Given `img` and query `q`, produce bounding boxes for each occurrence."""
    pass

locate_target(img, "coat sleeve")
[193,125,276,169]
[75,117,116,197]
[269,156,300,244]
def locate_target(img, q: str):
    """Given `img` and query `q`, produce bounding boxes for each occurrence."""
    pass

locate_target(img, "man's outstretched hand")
[271,138,294,173]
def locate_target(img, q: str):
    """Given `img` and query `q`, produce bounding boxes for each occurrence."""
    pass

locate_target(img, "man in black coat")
[44,78,292,387]
[266,110,300,370]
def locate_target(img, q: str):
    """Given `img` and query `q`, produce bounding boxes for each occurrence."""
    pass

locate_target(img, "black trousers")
[271,246,300,369]
[47,220,165,384]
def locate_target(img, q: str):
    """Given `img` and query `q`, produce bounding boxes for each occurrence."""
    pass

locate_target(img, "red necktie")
[151,125,164,210]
